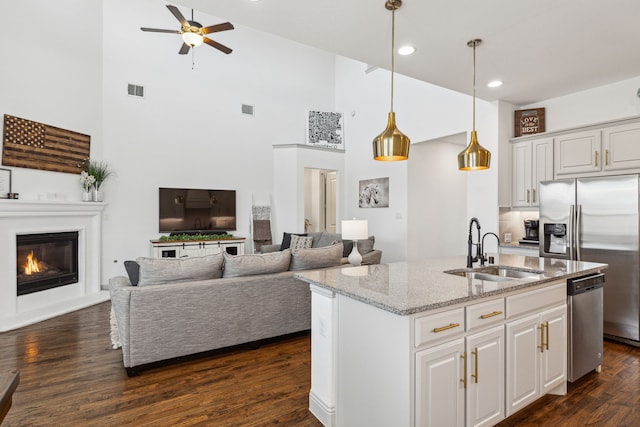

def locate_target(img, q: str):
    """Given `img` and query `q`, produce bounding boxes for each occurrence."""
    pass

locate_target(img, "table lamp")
[341,219,369,266]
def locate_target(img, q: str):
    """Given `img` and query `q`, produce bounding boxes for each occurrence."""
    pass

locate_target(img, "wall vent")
[127,84,144,98]
[241,104,254,116]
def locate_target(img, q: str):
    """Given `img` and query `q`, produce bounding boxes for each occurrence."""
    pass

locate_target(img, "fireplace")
[16,232,79,296]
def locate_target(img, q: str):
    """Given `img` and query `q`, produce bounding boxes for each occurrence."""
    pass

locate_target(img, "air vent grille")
[242,104,254,116]
[127,84,144,97]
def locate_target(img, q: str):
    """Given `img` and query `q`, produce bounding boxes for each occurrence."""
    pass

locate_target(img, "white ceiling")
[174,0,640,106]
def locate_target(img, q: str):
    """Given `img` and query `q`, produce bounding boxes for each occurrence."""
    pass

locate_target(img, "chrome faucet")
[467,218,482,268]
[480,232,500,265]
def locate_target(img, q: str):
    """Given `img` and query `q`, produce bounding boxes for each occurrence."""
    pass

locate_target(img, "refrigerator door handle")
[569,204,575,260]
[576,204,582,261]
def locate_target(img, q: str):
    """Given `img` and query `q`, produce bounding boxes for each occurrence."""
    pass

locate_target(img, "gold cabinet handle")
[526,189,530,203]
[460,352,467,389]
[595,151,599,167]
[538,324,545,353]
[606,149,609,166]
[433,323,460,333]
[471,348,479,383]
[480,310,503,320]
[545,321,550,351]
[532,188,536,204]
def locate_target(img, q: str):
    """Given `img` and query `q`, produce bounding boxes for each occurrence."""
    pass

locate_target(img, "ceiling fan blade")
[140,27,181,34]
[203,37,233,55]
[178,43,191,55]
[202,22,234,34]
[166,5,188,27]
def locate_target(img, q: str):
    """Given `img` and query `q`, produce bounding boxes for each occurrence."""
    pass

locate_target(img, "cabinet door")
[531,138,553,205]
[466,326,504,427]
[512,141,532,207]
[202,242,222,255]
[554,130,601,176]
[180,243,204,257]
[505,314,540,416]
[539,305,567,393]
[415,338,465,427]
[602,122,640,171]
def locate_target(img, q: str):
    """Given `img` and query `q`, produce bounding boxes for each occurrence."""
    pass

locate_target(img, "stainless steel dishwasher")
[567,273,605,382]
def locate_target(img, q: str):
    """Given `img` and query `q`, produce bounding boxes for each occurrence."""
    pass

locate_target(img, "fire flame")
[24,251,41,275]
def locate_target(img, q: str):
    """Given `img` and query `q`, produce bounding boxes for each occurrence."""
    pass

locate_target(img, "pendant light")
[373,0,410,161]
[458,39,491,170]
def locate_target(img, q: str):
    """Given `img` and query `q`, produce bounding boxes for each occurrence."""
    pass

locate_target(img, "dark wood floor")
[1,302,639,427]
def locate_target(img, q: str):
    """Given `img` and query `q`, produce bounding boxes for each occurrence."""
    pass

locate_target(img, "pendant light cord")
[390,6,395,113]
[472,41,477,132]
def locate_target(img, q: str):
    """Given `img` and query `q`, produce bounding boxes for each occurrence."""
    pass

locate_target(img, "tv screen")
[159,187,236,234]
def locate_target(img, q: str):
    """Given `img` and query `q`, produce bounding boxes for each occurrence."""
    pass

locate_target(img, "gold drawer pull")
[480,310,503,319]
[433,323,460,333]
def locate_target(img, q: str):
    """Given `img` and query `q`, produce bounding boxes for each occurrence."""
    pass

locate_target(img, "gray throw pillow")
[316,232,342,248]
[342,236,375,257]
[289,242,343,271]
[123,260,140,286]
[136,253,224,286]
[223,249,291,278]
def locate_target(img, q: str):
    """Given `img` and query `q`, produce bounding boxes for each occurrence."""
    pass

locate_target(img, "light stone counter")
[295,254,607,316]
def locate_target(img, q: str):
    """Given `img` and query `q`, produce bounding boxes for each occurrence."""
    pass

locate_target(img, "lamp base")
[347,241,362,266]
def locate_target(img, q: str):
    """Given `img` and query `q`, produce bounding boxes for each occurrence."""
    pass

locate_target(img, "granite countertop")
[295,254,607,316]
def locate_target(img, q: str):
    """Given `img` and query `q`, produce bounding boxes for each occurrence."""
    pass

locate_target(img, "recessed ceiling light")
[398,45,415,56]
[488,80,503,88]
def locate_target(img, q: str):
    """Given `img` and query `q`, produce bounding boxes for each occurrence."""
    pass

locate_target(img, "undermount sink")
[445,266,545,282]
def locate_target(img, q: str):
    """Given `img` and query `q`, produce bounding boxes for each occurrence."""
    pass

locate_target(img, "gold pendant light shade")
[373,112,410,161]
[457,130,491,170]
[458,38,491,170]
[373,0,410,161]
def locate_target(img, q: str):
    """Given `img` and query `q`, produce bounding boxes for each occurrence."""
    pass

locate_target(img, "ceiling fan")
[141,5,234,55]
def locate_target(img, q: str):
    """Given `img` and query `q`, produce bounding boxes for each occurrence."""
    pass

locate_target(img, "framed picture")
[0,168,11,198]
[306,111,344,149]
[359,177,389,208]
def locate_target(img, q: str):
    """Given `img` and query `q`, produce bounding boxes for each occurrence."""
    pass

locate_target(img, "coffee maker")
[521,219,539,244]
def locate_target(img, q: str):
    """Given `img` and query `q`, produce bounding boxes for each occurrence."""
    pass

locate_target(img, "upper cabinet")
[554,122,640,178]
[512,138,553,207]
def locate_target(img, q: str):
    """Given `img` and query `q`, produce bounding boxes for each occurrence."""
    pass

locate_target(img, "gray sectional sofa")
[109,234,381,375]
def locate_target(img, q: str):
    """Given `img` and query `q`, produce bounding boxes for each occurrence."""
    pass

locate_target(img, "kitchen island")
[295,254,607,427]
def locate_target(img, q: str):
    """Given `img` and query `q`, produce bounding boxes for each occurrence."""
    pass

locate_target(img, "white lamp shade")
[182,32,204,47]
[341,219,368,240]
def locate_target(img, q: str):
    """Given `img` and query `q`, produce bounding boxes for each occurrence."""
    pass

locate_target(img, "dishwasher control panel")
[567,273,605,295]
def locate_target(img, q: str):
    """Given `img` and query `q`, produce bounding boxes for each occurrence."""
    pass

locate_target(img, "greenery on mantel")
[158,233,234,242]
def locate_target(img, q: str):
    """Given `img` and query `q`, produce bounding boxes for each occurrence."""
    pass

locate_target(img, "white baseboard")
[309,391,336,427]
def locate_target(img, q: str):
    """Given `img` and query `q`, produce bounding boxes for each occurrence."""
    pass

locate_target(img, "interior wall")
[334,56,499,262]
[407,140,467,260]
[100,0,336,281]
[0,0,104,198]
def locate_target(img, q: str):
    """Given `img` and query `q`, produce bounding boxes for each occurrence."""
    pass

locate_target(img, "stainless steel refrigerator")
[539,174,640,346]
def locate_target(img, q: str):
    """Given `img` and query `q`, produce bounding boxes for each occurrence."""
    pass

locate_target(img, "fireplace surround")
[0,200,109,331]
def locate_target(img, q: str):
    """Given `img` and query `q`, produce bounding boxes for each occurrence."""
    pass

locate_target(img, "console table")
[150,238,245,258]
[0,371,19,423]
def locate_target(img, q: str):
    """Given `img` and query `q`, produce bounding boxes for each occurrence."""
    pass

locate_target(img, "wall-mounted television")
[159,187,236,234]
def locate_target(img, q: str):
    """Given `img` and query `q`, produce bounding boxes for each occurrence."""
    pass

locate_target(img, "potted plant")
[83,159,112,202]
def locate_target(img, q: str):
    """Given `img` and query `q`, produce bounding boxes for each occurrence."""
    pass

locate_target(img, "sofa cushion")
[124,260,140,286]
[290,234,313,251]
[223,249,291,278]
[289,242,343,271]
[316,232,342,248]
[279,232,307,251]
[342,236,376,257]
[136,254,224,286]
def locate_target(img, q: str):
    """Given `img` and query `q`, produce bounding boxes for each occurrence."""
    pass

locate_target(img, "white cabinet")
[555,122,640,178]
[505,295,567,416]
[512,138,553,207]
[150,238,245,258]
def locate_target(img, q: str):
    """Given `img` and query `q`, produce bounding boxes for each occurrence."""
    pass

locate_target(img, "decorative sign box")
[514,108,545,137]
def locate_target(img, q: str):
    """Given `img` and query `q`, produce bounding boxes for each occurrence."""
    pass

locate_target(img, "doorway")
[304,168,337,233]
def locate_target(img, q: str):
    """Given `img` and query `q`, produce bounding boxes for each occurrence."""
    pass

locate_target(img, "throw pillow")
[342,236,375,257]
[289,242,343,271]
[136,253,224,286]
[223,249,291,278]
[316,232,342,248]
[279,232,307,251]
[123,260,140,286]
[289,234,313,251]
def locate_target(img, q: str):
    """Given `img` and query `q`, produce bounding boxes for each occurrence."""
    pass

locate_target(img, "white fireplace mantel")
[0,199,109,331]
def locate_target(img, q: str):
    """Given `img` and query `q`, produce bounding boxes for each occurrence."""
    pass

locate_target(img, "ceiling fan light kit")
[458,38,491,171]
[141,5,234,55]
[373,0,410,162]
